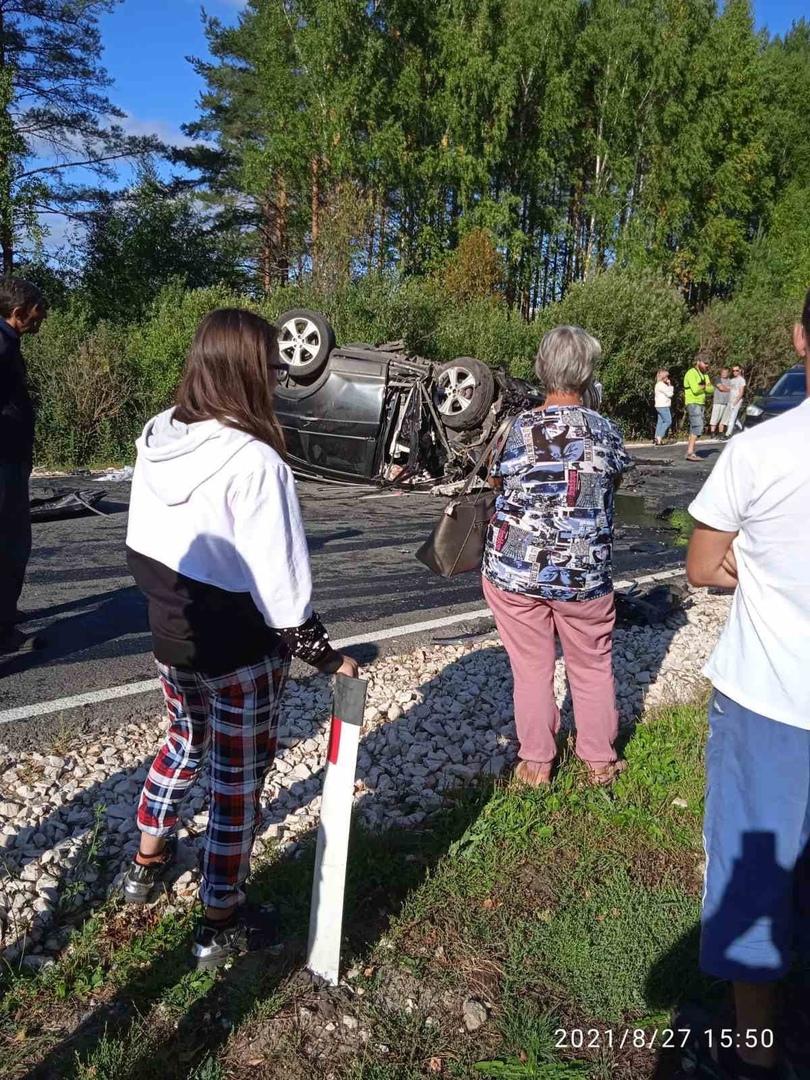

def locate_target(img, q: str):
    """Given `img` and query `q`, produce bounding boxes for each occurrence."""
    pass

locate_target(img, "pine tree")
[0,0,157,272]
[81,170,242,322]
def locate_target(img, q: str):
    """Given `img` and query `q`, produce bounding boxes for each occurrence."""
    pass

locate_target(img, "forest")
[2,0,809,462]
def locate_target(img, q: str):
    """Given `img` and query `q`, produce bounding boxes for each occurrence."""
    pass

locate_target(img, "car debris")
[615,581,690,626]
[92,465,134,482]
[29,489,109,522]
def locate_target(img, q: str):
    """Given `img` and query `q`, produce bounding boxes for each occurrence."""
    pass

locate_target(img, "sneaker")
[191,903,281,971]
[122,838,177,904]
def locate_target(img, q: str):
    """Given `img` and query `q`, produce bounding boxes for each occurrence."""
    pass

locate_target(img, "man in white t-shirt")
[685,291,810,1077]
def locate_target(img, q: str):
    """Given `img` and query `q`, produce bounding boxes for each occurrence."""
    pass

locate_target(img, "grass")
[1,702,712,1079]
[665,509,696,548]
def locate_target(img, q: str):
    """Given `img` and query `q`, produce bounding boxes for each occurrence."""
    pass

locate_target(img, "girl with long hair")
[123,309,357,968]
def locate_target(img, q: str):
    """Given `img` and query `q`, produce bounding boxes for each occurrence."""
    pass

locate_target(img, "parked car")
[744,364,806,430]
[273,308,559,486]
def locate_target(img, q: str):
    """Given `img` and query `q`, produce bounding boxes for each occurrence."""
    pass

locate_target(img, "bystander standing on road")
[123,309,358,969]
[723,365,746,438]
[683,353,714,462]
[685,290,810,1078]
[0,278,48,654]
[653,369,674,444]
[482,326,634,788]
[709,367,731,436]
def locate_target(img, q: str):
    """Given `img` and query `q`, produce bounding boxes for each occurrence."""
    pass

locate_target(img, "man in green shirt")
[684,355,714,462]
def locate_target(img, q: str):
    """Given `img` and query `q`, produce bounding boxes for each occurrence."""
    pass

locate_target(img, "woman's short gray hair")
[535,325,601,394]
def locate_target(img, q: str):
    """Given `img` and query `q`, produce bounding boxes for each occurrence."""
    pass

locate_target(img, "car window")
[769,370,806,398]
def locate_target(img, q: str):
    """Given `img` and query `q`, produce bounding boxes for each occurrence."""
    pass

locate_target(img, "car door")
[274,348,388,481]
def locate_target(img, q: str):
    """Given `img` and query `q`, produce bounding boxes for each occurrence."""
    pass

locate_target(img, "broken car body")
[273,308,598,486]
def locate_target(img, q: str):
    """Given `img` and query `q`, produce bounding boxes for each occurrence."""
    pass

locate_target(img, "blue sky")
[100,0,808,158]
[97,0,243,150]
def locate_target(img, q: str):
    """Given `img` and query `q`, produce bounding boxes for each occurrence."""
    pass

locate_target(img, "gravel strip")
[0,587,730,969]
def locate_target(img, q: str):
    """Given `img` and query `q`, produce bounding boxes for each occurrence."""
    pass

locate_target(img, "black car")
[744,364,806,429]
[272,308,548,485]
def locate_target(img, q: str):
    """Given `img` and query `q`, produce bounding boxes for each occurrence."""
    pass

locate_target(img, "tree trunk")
[259,177,289,294]
[0,8,13,275]
[276,178,289,285]
[377,201,387,273]
[310,157,321,278]
[366,190,376,273]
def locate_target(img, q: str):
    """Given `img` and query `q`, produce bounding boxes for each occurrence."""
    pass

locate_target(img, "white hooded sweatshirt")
[126,408,315,641]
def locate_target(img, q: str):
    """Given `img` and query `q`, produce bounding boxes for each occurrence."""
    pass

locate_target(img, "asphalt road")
[0,439,723,747]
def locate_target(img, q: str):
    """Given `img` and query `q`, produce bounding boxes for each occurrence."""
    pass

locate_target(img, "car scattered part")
[29,489,108,522]
[277,308,336,379]
[433,357,495,430]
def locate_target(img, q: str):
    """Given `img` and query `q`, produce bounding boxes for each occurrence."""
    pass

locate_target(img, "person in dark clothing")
[0,278,47,653]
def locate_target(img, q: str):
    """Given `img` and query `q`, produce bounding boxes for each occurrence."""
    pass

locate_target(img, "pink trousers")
[482,576,619,766]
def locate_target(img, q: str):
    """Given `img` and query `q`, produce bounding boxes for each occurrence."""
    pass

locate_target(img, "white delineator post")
[307,673,368,986]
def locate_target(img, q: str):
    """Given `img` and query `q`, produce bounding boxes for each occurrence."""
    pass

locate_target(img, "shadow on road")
[0,587,149,679]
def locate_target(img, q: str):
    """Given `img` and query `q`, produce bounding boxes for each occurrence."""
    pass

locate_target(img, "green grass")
[666,509,696,548]
[1,702,711,1079]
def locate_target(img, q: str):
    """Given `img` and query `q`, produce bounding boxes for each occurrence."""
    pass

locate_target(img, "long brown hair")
[175,309,286,456]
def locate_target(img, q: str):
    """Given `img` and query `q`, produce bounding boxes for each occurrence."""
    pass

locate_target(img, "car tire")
[434,357,495,431]
[277,309,336,380]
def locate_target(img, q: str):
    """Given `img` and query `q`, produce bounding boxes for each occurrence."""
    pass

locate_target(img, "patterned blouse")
[483,406,634,601]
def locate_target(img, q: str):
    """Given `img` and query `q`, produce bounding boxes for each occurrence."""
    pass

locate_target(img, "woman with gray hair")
[482,326,633,786]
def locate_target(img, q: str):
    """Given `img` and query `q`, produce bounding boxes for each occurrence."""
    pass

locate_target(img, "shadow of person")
[644,830,810,1078]
[0,585,150,679]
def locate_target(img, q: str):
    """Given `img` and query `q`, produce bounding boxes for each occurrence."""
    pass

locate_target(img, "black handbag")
[415,416,514,578]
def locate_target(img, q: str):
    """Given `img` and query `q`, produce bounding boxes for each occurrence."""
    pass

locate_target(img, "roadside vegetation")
[1,701,718,1080]
[5,4,806,469]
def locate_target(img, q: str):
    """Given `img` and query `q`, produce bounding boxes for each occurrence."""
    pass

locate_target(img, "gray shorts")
[687,404,704,437]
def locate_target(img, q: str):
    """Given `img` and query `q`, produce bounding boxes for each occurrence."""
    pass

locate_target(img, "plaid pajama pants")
[137,653,290,909]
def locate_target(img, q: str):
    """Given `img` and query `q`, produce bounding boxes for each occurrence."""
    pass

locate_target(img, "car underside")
[273,308,545,487]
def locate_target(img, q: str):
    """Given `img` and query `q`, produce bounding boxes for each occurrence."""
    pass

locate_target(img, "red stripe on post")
[327,716,343,765]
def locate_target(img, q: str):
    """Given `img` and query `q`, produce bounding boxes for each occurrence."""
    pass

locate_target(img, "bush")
[439,228,505,304]
[533,269,698,438]
[27,302,135,467]
[128,280,247,416]
[696,292,798,395]
[696,182,810,392]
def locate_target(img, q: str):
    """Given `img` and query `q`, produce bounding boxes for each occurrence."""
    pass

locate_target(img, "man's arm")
[686,523,738,588]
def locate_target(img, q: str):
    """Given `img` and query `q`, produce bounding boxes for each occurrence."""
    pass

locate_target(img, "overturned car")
[273,308,545,486]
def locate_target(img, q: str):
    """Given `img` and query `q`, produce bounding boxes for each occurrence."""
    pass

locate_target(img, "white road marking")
[0,567,687,725]
[357,491,433,500]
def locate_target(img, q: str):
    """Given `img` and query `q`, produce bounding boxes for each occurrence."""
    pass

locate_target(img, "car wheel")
[277,309,336,379]
[433,357,495,431]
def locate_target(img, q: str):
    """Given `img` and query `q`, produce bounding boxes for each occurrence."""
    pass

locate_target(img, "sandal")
[587,761,627,787]
[686,453,700,462]
[513,759,554,786]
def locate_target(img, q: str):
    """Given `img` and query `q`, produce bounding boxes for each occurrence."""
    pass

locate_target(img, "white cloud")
[118,112,197,150]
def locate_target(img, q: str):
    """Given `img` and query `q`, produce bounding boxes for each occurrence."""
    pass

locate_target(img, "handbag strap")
[459,413,516,497]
